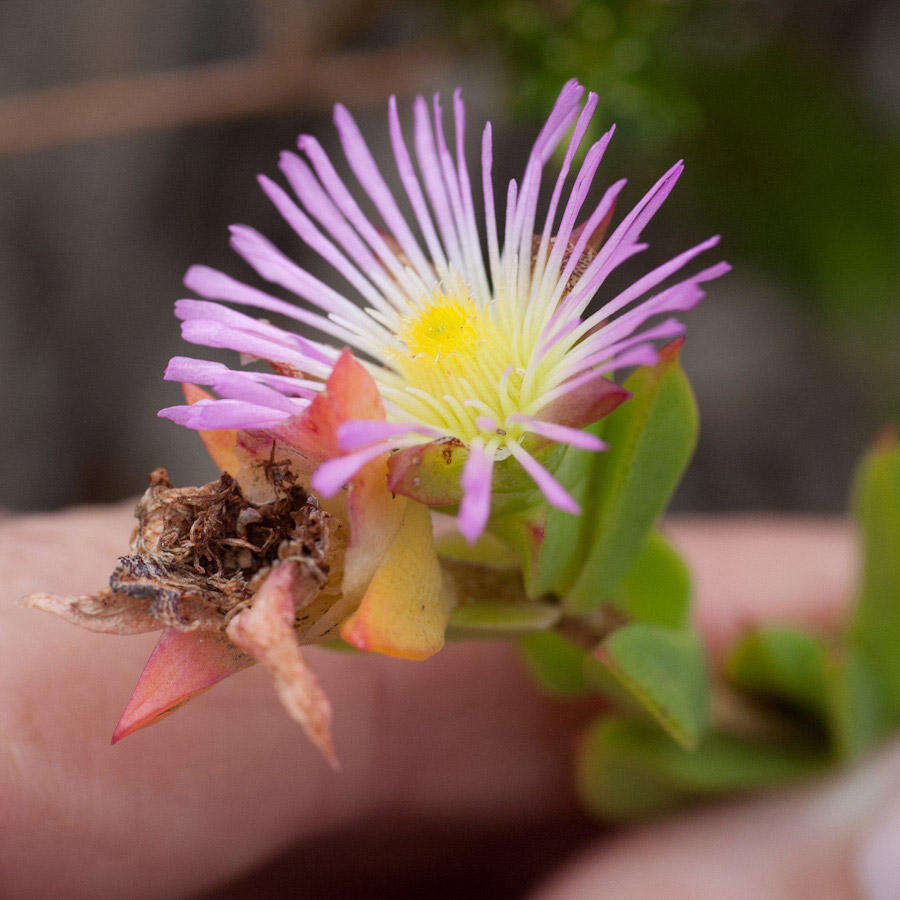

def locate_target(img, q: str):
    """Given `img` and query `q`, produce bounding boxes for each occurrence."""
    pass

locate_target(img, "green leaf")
[520,631,596,696]
[449,599,560,637]
[611,530,691,628]
[596,623,710,749]
[577,718,827,821]
[528,421,605,598]
[826,647,891,761]
[435,530,519,569]
[318,638,363,653]
[848,433,900,722]
[725,627,830,720]
[565,342,699,613]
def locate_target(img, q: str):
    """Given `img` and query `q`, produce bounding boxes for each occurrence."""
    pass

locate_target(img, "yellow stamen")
[399,295,480,358]
[391,292,524,441]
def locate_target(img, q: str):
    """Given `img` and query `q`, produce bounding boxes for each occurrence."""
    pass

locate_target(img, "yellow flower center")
[399,295,480,358]
[390,292,525,442]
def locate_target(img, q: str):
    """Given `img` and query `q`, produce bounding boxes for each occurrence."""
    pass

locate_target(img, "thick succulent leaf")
[565,340,698,613]
[595,623,710,750]
[611,530,691,628]
[577,717,828,821]
[826,648,891,761]
[532,374,629,435]
[340,501,452,660]
[725,627,830,720]
[387,439,466,506]
[435,529,519,569]
[528,422,605,598]
[387,431,565,515]
[520,631,598,697]
[342,455,406,604]
[112,627,252,743]
[448,599,560,638]
[488,505,547,590]
[848,432,900,722]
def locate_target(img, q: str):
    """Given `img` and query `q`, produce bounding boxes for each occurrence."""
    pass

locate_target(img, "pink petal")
[510,416,607,451]
[457,442,496,544]
[388,94,449,277]
[158,399,291,430]
[336,419,441,451]
[333,102,433,284]
[507,442,581,515]
[310,440,397,497]
[164,356,318,399]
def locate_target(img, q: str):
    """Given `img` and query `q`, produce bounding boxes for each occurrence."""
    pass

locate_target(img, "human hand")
[4,504,888,899]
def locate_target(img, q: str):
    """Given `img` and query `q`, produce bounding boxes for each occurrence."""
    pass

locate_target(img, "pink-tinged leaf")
[386,438,467,506]
[226,561,337,767]
[273,349,385,465]
[533,374,630,433]
[112,628,252,744]
[280,349,405,602]
[341,502,452,661]
[343,454,406,603]
[657,335,686,364]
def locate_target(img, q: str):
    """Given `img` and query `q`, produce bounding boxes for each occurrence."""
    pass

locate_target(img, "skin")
[2,504,894,899]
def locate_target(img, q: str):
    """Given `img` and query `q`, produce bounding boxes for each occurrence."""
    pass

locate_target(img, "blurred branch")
[0,41,444,156]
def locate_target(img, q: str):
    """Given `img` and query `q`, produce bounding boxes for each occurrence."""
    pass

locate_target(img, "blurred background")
[0,0,897,513]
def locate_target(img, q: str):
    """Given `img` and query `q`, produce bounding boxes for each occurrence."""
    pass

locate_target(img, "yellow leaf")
[340,503,452,660]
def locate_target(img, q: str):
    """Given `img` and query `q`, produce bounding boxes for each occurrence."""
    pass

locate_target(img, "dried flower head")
[26,353,454,764]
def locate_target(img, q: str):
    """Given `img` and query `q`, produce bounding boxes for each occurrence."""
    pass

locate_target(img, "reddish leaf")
[112,628,252,744]
[273,350,385,465]
[533,374,629,433]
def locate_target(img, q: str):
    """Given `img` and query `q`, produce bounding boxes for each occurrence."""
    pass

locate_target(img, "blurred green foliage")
[566,432,899,820]
[440,0,899,408]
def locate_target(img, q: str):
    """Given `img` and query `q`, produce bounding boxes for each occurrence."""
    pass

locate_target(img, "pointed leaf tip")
[658,336,685,363]
[112,628,252,744]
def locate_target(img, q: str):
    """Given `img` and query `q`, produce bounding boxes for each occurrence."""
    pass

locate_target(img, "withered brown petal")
[226,560,337,767]
[21,590,161,635]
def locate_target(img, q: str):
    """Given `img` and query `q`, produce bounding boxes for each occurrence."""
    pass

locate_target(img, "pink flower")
[159,80,728,543]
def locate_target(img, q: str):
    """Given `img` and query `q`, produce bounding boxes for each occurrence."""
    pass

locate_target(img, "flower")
[158,79,729,543]
[24,79,729,764]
